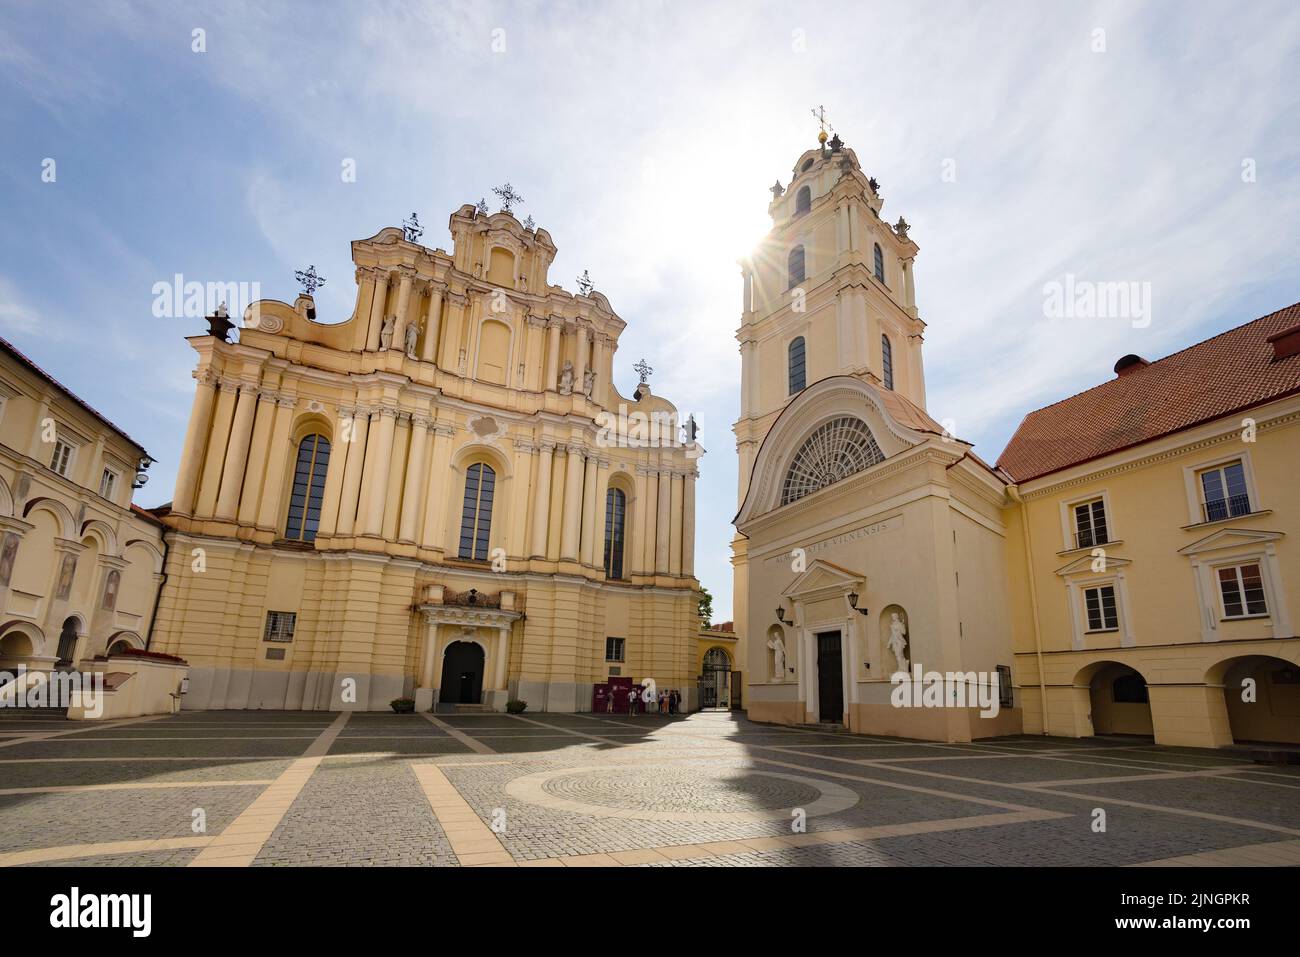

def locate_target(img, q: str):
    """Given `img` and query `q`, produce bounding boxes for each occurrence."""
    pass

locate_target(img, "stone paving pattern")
[0,709,1297,866]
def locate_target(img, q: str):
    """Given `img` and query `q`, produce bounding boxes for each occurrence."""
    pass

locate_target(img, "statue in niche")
[767,633,787,683]
[886,612,909,674]
[558,359,574,395]
[404,318,420,359]
[582,367,595,398]
[379,314,396,351]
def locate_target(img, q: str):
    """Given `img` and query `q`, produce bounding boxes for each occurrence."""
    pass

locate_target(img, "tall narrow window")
[1073,498,1108,548]
[788,336,806,394]
[284,434,331,542]
[788,245,805,289]
[603,487,626,579]
[1198,461,1250,522]
[49,438,74,477]
[873,243,885,282]
[458,463,496,560]
[881,335,894,390]
[1083,584,1119,632]
[794,185,811,216]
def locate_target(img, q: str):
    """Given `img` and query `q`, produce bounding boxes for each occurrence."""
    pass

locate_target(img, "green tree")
[697,586,713,626]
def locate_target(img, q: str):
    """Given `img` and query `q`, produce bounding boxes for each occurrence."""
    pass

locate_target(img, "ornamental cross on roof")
[576,270,594,296]
[402,212,423,243]
[634,358,653,384]
[294,265,326,296]
[492,182,524,214]
[810,104,833,137]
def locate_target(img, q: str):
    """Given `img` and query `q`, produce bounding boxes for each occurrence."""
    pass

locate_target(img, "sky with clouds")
[1,0,1297,623]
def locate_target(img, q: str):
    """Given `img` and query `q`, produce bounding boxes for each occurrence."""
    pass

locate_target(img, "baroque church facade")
[151,204,702,712]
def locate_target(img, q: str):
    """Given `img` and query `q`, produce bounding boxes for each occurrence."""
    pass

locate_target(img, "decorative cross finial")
[523,214,535,231]
[634,358,653,384]
[294,265,326,296]
[492,182,524,214]
[476,197,489,215]
[810,104,833,139]
[402,212,423,243]
[576,269,594,296]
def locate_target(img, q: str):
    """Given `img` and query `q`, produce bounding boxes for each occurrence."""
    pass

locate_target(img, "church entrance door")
[816,631,843,723]
[440,641,485,705]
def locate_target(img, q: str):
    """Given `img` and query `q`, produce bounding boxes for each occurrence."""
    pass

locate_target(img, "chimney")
[1267,324,1300,361]
[1113,354,1149,377]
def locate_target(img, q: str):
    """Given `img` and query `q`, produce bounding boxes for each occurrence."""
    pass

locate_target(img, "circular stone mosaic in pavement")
[505,764,860,822]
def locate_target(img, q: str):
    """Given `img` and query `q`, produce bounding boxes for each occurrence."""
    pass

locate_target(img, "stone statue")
[582,367,595,398]
[404,319,420,359]
[894,216,910,240]
[887,612,909,673]
[215,301,229,318]
[767,634,787,682]
[558,359,574,395]
[379,314,396,351]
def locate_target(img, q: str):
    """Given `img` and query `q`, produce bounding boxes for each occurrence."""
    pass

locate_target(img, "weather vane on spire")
[811,104,833,143]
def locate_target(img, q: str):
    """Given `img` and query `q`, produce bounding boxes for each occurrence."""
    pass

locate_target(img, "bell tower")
[734,126,926,506]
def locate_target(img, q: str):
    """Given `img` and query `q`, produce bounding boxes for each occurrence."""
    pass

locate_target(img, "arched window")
[788,245,805,289]
[284,434,331,542]
[603,487,626,579]
[458,463,496,560]
[788,337,806,394]
[881,335,894,390]
[873,243,885,282]
[781,416,885,506]
[794,186,811,217]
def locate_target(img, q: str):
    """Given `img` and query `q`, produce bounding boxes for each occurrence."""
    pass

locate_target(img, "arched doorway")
[1209,655,1300,745]
[701,647,732,709]
[439,641,485,705]
[55,617,80,667]
[1081,661,1153,737]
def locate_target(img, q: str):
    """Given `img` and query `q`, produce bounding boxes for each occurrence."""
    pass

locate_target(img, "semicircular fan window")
[780,416,885,506]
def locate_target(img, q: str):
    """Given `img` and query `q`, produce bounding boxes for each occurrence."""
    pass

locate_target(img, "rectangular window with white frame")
[49,438,75,477]
[1073,498,1109,549]
[1217,563,1268,619]
[1083,584,1119,632]
[1197,460,1251,522]
[99,467,118,501]
[605,637,625,662]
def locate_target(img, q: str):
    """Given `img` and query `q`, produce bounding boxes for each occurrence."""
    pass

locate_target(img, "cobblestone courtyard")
[1,710,1297,867]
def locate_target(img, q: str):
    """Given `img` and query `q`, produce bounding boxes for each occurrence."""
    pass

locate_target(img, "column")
[215,383,259,521]
[509,442,535,557]
[590,333,609,405]
[419,617,439,687]
[529,442,554,558]
[655,469,671,574]
[592,458,610,573]
[318,406,356,536]
[494,626,510,690]
[669,472,684,576]
[359,406,397,537]
[578,451,599,566]
[633,467,650,575]
[682,469,696,577]
[172,370,217,515]
[398,414,432,542]
[421,282,446,363]
[544,319,562,390]
[334,406,371,536]
[236,390,277,527]
[419,424,454,550]
[194,380,237,518]
[254,395,299,531]
[438,293,467,369]
[393,266,415,344]
[365,269,390,351]
[560,445,585,561]
[641,468,658,576]
[574,321,588,391]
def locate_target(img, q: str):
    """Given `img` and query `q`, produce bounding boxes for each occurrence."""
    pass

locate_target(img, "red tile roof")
[998,303,1300,483]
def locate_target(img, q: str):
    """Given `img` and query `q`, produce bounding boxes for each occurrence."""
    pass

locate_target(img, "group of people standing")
[607,685,682,716]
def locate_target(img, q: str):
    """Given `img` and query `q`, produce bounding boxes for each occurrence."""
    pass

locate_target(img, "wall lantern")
[775,606,785,623]
[847,591,869,616]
